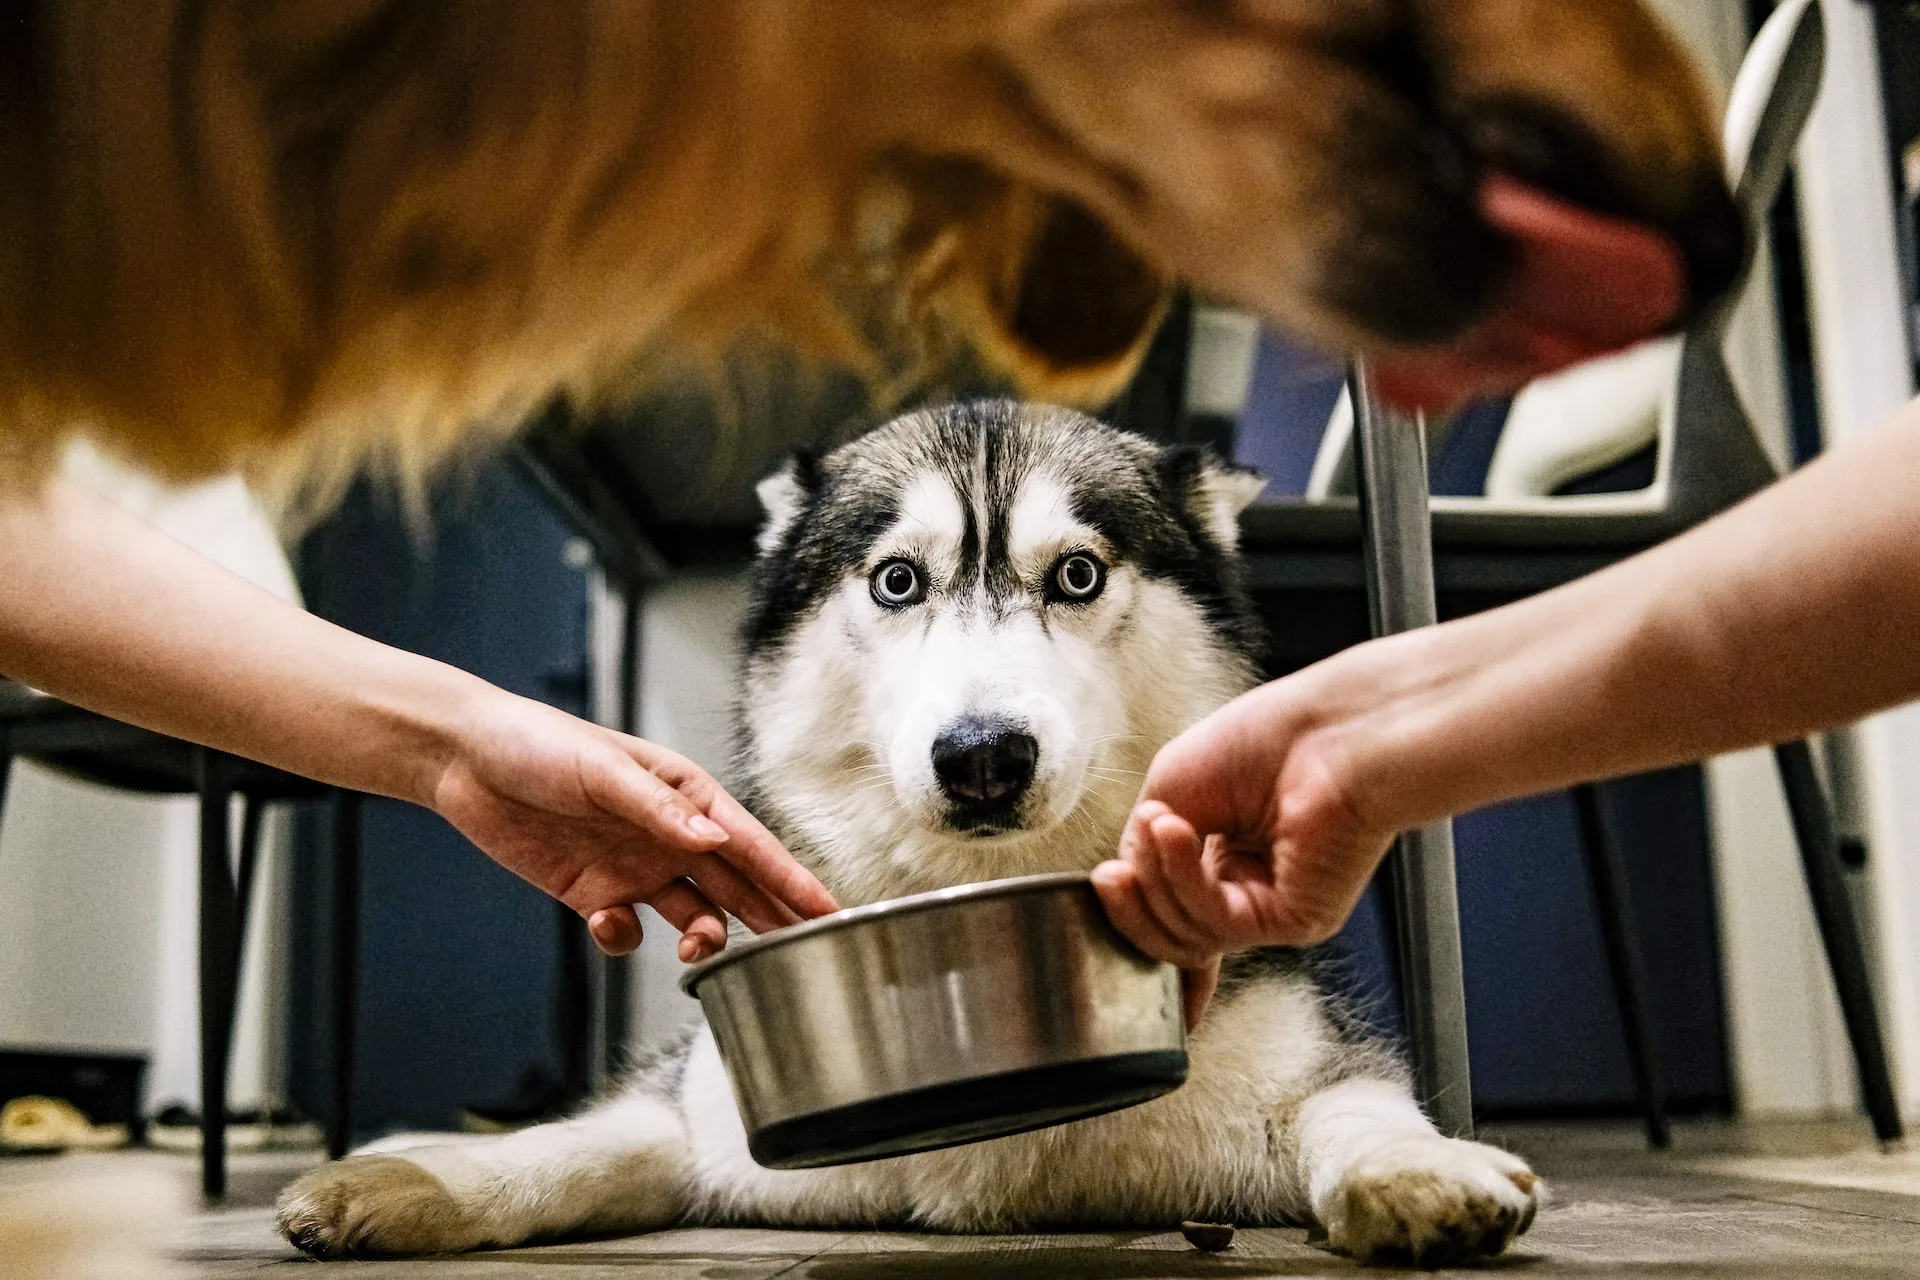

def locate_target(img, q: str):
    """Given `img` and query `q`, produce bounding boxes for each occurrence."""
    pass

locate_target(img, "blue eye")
[1050,553,1105,602]
[870,559,925,607]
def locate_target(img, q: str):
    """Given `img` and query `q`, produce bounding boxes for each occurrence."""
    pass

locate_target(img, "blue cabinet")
[286,461,592,1136]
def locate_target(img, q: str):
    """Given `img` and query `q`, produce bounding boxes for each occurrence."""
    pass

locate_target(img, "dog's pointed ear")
[1162,446,1265,552]
[754,452,820,555]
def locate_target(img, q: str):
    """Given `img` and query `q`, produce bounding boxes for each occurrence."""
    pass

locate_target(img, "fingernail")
[687,814,728,843]
[589,915,629,955]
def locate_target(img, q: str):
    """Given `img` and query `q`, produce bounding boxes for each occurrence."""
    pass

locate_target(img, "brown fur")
[1,1,1724,500]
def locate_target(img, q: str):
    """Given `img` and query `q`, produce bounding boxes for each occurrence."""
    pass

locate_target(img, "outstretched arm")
[0,477,837,957]
[1096,393,1920,983]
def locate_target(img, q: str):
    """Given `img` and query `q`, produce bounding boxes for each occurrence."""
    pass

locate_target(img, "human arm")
[1094,393,1920,991]
[0,477,837,958]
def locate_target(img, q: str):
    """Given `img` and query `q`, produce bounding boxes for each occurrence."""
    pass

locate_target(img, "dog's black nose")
[932,718,1038,809]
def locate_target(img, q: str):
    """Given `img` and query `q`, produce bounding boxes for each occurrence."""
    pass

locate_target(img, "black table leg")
[1774,741,1904,1143]
[329,791,362,1160]
[1572,784,1670,1149]
[197,751,239,1199]
[558,900,593,1105]
[234,795,264,951]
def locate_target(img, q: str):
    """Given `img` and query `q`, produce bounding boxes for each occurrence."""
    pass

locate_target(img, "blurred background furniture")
[284,462,610,1140]
[0,680,363,1197]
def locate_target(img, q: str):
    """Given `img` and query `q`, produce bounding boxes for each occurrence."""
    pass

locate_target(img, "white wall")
[1795,0,1920,1116]
[589,573,755,1058]
[0,770,172,1056]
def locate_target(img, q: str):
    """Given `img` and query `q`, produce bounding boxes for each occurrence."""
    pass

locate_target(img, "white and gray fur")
[277,402,1541,1268]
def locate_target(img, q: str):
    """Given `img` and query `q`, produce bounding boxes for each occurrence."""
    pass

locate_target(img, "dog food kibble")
[1180,1221,1235,1251]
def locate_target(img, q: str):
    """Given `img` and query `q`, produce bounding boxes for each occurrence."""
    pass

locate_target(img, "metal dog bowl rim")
[678,869,1100,995]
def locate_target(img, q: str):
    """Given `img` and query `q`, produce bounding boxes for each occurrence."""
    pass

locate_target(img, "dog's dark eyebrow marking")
[980,404,1024,604]
[939,402,985,596]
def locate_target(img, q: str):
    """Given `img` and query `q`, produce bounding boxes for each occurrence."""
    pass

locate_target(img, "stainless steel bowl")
[681,871,1186,1170]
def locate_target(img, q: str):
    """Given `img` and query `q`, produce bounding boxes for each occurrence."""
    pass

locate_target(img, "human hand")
[430,687,838,962]
[1091,666,1406,1026]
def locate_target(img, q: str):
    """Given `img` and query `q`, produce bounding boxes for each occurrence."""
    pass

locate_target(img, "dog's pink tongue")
[1367,177,1688,411]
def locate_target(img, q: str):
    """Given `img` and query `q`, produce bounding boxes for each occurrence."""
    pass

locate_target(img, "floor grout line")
[758,1231,861,1279]
[1732,1191,1920,1228]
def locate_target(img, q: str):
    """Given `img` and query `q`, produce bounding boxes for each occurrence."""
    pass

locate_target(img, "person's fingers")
[1116,799,1169,860]
[624,740,839,921]
[1130,690,1288,838]
[584,747,730,851]
[586,905,643,956]
[647,880,729,963]
[1150,810,1241,945]
[1182,959,1221,1031]
[684,850,801,936]
[1091,859,1212,969]
[1126,809,1217,956]
[1109,807,1213,965]
[700,794,838,920]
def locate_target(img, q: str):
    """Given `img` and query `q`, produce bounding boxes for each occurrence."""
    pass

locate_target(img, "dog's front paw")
[276,1155,482,1259]
[1321,1136,1541,1269]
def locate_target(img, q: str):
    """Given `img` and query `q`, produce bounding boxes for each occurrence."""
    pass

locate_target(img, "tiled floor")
[6,1119,1919,1277]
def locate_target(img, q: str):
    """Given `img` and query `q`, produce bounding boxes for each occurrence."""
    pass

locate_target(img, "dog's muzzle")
[932,716,1038,832]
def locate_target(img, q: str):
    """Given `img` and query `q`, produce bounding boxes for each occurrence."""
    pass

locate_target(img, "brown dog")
[2,1,1741,495]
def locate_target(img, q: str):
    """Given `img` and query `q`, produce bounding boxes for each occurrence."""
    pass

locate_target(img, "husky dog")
[278,402,1539,1267]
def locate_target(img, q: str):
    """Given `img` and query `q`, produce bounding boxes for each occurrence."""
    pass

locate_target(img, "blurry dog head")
[735,401,1263,902]
[877,0,1742,388]
[8,1,1737,490]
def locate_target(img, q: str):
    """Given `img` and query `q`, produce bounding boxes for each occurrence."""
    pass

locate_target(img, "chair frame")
[0,690,364,1198]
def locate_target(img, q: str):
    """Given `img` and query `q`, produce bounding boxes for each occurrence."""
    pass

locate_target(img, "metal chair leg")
[1773,742,1904,1143]
[196,751,239,1200]
[1353,366,1474,1138]
[329,791,362,1160]
[233,795,264,952]
[1571,784,1670,1149]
